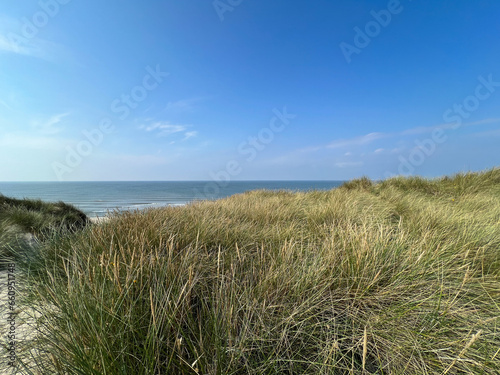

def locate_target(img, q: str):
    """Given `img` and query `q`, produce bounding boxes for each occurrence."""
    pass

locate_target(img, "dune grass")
[0,195,89,269]
[9,168,500,374]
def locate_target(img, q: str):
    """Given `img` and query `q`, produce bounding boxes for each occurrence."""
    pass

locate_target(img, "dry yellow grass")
[9,168,500,374]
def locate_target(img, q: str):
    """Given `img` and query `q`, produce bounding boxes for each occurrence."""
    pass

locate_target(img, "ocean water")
[0,181,344,218]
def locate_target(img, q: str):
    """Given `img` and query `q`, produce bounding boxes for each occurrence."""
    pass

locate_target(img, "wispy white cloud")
[140,122,187,136]
[0,15,68,61]
[32,113,69,134]
[0,33,60,60]
[277,117,500,177]
[0,34,29,55]
[182,131,198,141]
[139,121,198,141]
[367,147,404,156]
[300,117,500,156]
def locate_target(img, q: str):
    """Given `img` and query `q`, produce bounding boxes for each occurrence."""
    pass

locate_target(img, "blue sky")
[1,0,499,181]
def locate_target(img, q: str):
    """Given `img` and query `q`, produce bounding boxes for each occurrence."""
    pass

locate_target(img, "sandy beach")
[89,216,110,224]
[0,268,44,374]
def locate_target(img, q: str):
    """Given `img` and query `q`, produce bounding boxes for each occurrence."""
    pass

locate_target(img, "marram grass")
[11,169,500,374]
[0,195,89,270]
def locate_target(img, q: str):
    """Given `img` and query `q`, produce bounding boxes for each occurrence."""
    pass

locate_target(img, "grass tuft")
[0,195,89,269]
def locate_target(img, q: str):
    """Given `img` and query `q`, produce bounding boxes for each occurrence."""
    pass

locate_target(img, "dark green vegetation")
[0,195,88,269]
[5,169,500,374]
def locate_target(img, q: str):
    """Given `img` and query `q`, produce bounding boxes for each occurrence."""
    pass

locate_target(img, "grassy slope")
[0,195,88,268]
[14,169,500,374]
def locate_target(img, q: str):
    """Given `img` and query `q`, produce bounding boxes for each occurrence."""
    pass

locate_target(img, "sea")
[0,181,344,218]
